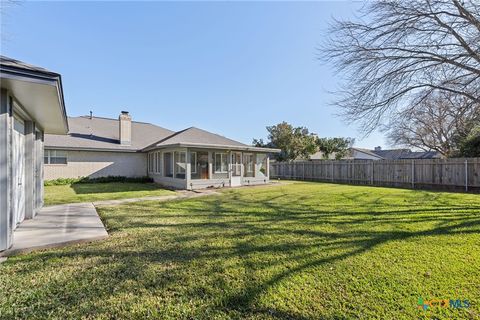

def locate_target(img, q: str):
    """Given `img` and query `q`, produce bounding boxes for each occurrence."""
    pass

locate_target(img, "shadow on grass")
[70,182,165,195]
[8,189,480,318]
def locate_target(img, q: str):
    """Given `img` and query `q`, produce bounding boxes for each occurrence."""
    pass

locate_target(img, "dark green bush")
[44,176,153,186]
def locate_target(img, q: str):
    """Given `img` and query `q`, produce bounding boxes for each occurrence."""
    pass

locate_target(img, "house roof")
[45,116,174,152]
[1,56,68,134]
[398,151,442,159]
[351,148,384,159]
[371,149,411,160]
[144,126,281,153]
[45,116,280,153]
[350,147,442,160]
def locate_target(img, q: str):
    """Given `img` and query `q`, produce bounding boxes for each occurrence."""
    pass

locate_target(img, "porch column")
[208,151,213,179]
[186,149,191,189]
[240,153,244,178]
[266,156,270,179]
[228,151,232,182]
[24,121,35,219]
[0,89,12,251]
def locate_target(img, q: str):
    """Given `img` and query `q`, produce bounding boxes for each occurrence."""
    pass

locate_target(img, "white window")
[44,150,67,165]
[214,153,228,173]
[244,153,254,177]
[154,152,157,173]
[190,152,197,174]
[246,155,252,173]
[257,154,268,177]
[148,153,155,172]
[174,151,186,179]
[155,151,161,174]
[164,152,173,177]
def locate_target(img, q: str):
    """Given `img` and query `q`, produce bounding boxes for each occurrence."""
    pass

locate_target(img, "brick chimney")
[374,146,382,151]
[119,111,131,145]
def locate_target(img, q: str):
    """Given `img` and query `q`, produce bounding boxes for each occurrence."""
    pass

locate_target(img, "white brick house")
[44,113,279,190]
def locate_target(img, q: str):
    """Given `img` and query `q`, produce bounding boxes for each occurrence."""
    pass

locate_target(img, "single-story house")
[44,112,280,190]
[0,56,68,251]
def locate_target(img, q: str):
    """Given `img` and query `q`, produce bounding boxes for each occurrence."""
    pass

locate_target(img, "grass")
[44,182,175,205]
[1,182,479,319]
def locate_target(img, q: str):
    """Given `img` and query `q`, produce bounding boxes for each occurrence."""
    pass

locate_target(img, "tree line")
[253,122,354,161]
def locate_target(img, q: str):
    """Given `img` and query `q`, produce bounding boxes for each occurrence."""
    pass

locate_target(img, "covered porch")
[147,147,276,190]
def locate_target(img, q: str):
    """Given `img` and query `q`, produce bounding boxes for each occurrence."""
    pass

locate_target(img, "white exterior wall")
[1,89,46,251]
[44,150,147,180]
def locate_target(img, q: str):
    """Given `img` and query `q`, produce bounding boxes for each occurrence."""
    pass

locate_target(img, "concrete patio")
[0,203,108,257]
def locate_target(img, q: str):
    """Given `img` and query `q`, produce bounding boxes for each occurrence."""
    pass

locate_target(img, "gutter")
[143,142,281,153]
[44,146,141,153]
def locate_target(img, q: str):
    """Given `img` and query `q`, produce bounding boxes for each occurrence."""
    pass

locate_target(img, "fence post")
[331,161,334,182]
[371,160,374,185]
[303,162,305,180]
[465,159,468,192]
[352,160,357,183]
[411,160,415,189]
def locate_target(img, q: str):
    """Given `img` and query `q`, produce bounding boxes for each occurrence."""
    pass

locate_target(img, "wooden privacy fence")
[270,158,480,192]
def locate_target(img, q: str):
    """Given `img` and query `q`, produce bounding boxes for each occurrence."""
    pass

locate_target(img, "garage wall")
[0,89,13,251]
[44,150,147,180]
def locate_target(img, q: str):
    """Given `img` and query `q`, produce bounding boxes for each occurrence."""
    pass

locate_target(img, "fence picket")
[270,158,480,192]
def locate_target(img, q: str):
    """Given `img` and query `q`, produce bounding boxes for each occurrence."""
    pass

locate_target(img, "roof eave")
[44,146,140,153]
[144,142,281,153]
[1,65,69,134]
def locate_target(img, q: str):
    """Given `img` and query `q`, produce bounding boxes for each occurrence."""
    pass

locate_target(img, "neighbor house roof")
[398,151,442,159]
[144,127,281,153]
[351,148,384,159]
[45,116,174,152]
[371,149,410,160]
[1,56,68,134]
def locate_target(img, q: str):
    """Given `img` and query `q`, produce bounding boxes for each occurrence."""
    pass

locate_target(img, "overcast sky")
[1,1,387,148]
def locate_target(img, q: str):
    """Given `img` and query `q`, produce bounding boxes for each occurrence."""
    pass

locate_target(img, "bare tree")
[387,91,480,156]
[323,0,480,134]
[1,0,22,46]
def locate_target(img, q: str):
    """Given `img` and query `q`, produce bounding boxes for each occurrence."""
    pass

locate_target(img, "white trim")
[244,153,254,173]
[163,151,174,177]
[174,151,187,179]
[214,152,228,173]
[190,151,197,174]
[44,149,67,165]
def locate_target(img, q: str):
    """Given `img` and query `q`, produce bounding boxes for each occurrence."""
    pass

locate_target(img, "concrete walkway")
[1,203,108,257]
[0,189,220,258]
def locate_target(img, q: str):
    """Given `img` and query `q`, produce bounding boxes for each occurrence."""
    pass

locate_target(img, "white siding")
[44,150,147,180]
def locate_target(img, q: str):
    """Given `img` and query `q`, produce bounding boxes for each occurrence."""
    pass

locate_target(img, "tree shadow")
[4,186,480,318]
[70,182,165,195]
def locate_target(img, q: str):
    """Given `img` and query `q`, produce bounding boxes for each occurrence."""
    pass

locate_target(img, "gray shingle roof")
[370,148,441,160]
[45,116,174,151]
[399,151,442,159]
[45,116,280,153]
[371,149,411,160]
[351,148,384,159]
[146,126,248,150]
[0,55,59,76]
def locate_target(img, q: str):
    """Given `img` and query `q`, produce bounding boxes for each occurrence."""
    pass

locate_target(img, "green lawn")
[1,182,479,319]
[44,182,175,205]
